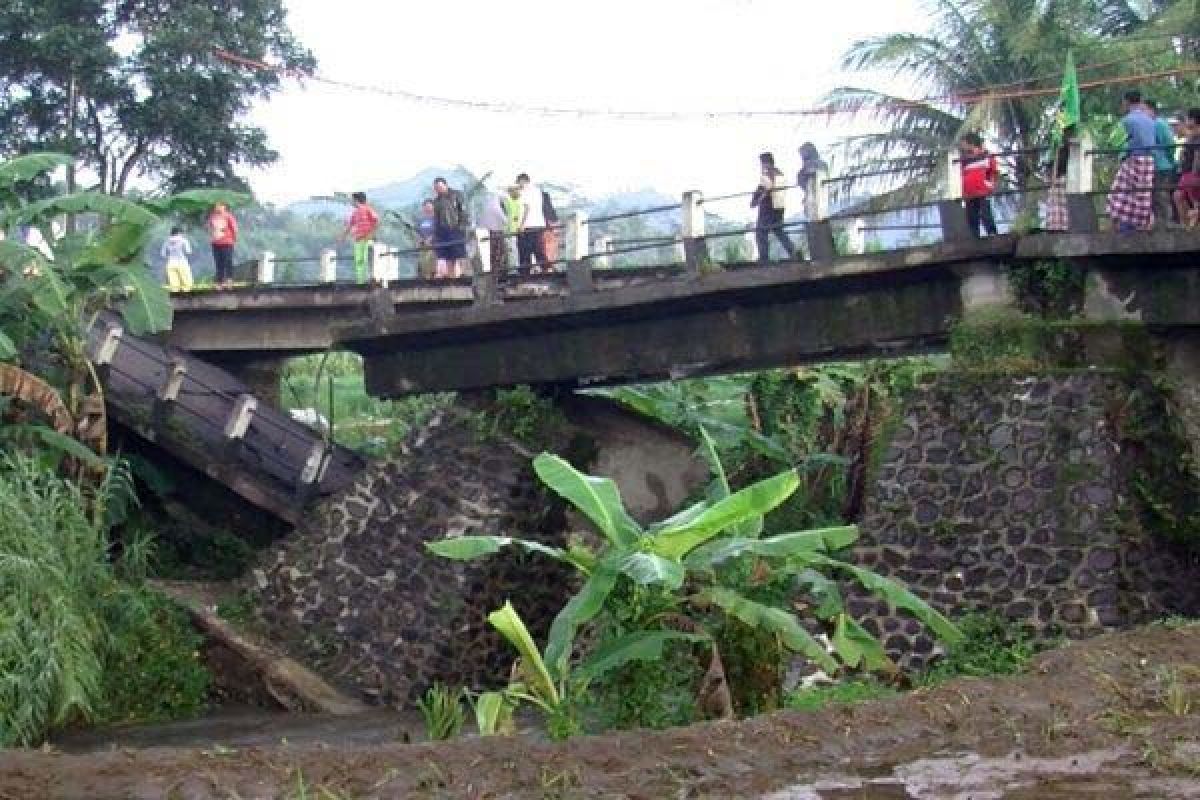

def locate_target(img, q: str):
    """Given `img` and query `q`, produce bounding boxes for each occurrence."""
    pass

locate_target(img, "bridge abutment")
[213,355,287,409]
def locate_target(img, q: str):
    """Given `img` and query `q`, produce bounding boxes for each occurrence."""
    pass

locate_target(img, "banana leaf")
[649,469,799,560]
[533,453,642,547]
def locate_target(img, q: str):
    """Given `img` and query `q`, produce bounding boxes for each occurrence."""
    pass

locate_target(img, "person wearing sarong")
[1106,90,1157,233]
[1042,140,1070,232]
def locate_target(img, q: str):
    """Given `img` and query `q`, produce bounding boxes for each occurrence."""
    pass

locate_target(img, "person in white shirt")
[515,172,549,273]
[161,226,194,291]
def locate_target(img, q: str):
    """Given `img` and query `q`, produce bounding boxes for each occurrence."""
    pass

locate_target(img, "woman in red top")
[959,132,999,237]
[208,202,239,289]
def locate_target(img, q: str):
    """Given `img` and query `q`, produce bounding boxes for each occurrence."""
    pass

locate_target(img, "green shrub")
[95,590,210,724]
[784,679,898,712]
[921,613,1038,684]
[0,454,210,745]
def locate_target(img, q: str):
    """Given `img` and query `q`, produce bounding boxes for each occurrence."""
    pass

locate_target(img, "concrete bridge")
[162,133,1189,401]
[333,229,1200,396]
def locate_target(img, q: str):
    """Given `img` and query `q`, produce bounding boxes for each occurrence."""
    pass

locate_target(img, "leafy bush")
[921,613,1038,684]
[430,444,961,732]
[94,590,210,724]
[784,679,898,712]
[0,454,210,745]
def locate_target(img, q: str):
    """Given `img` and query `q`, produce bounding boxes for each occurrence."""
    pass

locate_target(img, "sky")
[246,0,927,207]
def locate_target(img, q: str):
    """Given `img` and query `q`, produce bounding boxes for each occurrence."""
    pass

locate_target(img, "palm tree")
[821,0,1192,205]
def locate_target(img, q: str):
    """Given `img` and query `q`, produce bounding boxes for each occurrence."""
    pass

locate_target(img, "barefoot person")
[207,202,238,289]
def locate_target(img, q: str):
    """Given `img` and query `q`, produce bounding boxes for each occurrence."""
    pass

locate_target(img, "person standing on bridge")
[516,173,549,273]
[751,152,796,264]
[161,226,194,292]
[341,192,380,284]
[478,190,511,275]
[958,133,999,237]
[207,202,238,289]
[1146,100,1180,228]
[1174,108,1200,229]
[1107,90,1157,233]
[432,177,469,279]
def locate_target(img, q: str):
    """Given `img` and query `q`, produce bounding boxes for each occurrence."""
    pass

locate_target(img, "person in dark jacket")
[432,177,468,278]
[751,152,796,264]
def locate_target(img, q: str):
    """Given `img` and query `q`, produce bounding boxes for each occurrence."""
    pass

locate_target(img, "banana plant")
[0,152,248,462]
[429,438,962,687]
[473,601,705,739]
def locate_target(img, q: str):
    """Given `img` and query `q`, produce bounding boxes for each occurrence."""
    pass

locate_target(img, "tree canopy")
[822,0,1199,200]
[0,0,315,195]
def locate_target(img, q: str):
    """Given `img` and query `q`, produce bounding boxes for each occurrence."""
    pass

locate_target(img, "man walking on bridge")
[752,152,796,264]
[341,192,380,284]
[1107,90,1157,233]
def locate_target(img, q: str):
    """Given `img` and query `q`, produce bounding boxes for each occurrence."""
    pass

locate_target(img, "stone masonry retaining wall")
[248,410,574,706]
[852,373,1200,671]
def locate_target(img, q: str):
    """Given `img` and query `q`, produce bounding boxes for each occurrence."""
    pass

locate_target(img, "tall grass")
[0,453,209,746]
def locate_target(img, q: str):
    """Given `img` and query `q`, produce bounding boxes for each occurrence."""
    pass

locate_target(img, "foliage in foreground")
[430,447,961,734]
[0,454,209,746]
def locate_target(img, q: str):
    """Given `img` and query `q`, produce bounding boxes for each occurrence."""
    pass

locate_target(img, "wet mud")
[2,623,1197,799]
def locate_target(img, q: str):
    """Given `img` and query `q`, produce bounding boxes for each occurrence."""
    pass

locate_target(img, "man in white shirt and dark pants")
[515,172,549,273]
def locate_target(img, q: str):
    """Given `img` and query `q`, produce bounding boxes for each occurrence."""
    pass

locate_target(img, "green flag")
[1053,50,1081,145]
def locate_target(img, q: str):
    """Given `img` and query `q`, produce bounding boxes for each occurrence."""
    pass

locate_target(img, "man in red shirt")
[340,192,381,284]
[207,202,239,289]
[959,132,999,237]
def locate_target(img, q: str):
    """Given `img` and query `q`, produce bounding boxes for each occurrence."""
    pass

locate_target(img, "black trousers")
[212,243,235,283]
[965,197,997,237]
[756,212,795,263]
[516,228,547,269]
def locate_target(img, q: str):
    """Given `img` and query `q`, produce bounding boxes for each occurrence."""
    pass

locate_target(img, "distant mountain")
[285,166,481,217]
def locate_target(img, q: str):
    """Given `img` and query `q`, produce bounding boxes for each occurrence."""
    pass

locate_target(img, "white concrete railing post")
[681,190,706,270]
[1065,132,1099,233]
[594,235,612,269]
[299,441,330,485]
[256,250,275,284]
[744,231,759,263]
[1066,132,1094,195]
[471,228,490,274]
[369,241,388,285]
[157,358,187,403]
[223,394,257,440]
[319,248,338,283]
[564,212,589,262]
[846,218,867,256]
[804,166,837,261]
[812,166,831,221]
[937,148,973,241]
[94,325,123,366]
[943,150,963,201]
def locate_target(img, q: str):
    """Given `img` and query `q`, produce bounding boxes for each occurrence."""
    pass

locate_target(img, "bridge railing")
[87,316,362,510]
[207,135,1188,298]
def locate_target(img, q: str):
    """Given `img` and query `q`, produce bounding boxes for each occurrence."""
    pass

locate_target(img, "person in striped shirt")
[340,192,380,284]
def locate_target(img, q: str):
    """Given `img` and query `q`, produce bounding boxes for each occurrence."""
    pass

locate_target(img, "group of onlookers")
[166,108,1200,290]
[964,90,1200,238]
[1107,91,1199,233]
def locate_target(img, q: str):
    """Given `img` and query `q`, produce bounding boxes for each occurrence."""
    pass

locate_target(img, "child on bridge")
[341,192,380,284]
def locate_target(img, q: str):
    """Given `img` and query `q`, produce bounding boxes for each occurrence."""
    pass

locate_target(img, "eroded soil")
[2,624,1198,799]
